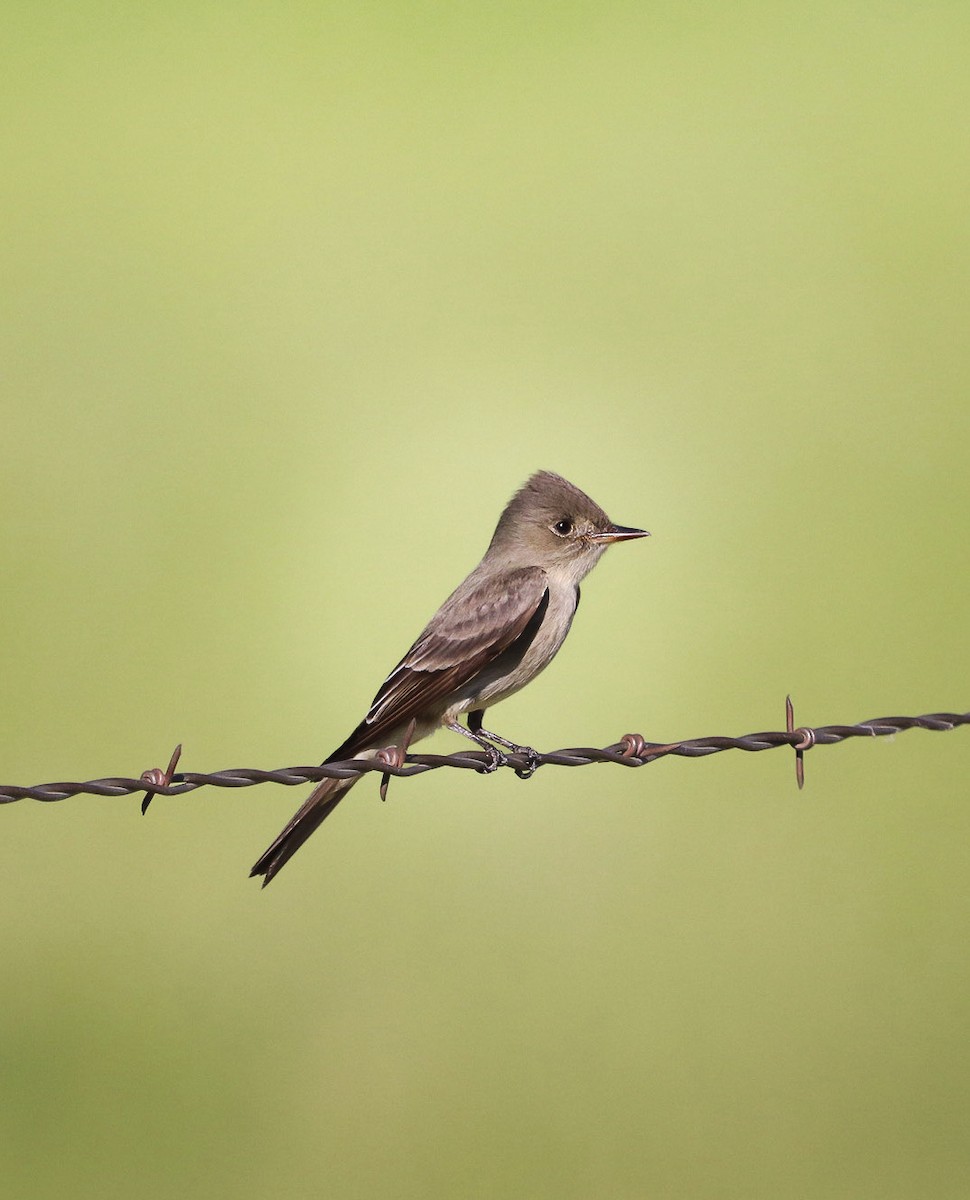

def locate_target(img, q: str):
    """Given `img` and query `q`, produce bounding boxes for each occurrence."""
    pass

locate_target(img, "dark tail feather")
[250,776,356,886]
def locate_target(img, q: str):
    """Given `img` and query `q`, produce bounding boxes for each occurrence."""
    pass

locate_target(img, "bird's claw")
[513,746,541,780]
[478,744,508,774]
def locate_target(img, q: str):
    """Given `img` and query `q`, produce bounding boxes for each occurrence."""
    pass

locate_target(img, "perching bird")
[251,470,648,884]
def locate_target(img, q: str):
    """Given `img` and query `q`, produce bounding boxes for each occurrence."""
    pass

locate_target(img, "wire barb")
[786,696,812,790]
[139,744,182,814]
[377,717,417,803]
[2,707,967,806]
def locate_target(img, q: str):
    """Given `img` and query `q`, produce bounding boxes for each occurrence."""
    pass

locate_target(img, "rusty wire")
[1,703,967,806]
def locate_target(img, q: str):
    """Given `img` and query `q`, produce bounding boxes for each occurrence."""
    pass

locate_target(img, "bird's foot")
[448,717,536,776]
[477,743,509,774]
[474,725,541,779]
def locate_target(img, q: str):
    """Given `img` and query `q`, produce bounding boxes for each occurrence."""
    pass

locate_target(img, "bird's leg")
[445,719,509,773]
[467,709,541,780]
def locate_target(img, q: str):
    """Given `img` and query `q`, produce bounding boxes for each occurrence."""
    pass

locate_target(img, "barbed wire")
[2,703,966,806]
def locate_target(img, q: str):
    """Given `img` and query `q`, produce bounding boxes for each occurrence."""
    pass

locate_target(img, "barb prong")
[378,718,417,803]
[139,744,183,814]
[785,697,817,790]
[786,696,805,790]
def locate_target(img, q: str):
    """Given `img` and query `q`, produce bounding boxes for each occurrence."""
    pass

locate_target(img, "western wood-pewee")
[251,470,648,884]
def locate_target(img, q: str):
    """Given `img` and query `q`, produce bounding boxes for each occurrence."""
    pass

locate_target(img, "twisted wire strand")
[2,709,966,805]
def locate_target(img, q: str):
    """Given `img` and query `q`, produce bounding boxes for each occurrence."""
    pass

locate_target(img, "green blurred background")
[3,4,969,1197]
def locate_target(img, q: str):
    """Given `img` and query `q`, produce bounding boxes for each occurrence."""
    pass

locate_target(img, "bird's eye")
[552,518,573,536]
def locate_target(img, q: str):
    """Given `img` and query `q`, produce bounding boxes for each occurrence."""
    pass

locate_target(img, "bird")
[251,470,648,885]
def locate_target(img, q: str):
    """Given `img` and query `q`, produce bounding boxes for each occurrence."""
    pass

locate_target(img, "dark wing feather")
[327,566,548,761]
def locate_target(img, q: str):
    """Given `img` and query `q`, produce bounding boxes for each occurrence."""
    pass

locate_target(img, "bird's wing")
[327,566,549,761]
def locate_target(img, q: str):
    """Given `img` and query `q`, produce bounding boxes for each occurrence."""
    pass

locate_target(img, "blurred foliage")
[2,3,969,1197]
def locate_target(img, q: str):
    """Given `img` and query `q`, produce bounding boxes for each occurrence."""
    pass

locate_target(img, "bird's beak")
[589,524,650,544]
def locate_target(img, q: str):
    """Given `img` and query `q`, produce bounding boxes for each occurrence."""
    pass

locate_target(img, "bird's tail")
[250,775,357,887]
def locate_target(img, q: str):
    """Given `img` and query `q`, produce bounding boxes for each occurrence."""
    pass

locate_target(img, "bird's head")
[487,470,648,580]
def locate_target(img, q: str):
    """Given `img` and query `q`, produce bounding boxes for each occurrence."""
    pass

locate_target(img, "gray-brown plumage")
[251,470,648,885]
